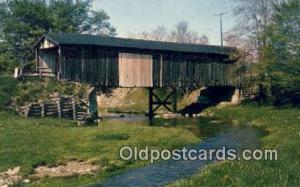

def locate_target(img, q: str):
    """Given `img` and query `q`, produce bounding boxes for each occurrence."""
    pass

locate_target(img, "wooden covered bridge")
[32,33,240,117]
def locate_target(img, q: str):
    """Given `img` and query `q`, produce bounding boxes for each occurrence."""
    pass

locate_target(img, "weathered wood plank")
[119,53,153,87]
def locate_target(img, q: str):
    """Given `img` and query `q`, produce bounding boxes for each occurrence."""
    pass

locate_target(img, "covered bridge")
[32,33,240,116]
[33,33,239,88]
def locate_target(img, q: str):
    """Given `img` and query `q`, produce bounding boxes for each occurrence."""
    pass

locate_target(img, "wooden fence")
[18,93,97,124]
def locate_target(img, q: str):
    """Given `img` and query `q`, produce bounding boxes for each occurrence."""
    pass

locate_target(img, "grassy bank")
[170,105,300,187]
[0,111,199,186]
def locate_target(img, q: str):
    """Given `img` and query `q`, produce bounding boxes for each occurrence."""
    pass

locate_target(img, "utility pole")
[214,12,228,47]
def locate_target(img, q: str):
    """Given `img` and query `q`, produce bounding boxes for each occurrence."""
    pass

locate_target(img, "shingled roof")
[33,33,237,55]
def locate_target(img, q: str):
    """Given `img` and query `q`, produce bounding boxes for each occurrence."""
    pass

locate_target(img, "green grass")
[0,111,199,186]
[169,105,300,187]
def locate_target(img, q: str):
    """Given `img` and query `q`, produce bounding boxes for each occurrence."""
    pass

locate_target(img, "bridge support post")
[147,88,178,119]
[172,87,177,113]
[148,88,154,119]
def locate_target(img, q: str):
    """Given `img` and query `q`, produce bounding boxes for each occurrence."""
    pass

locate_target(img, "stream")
[90,115,262,187]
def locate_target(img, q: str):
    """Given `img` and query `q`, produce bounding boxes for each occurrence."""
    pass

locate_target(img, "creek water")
[91,115,262,187]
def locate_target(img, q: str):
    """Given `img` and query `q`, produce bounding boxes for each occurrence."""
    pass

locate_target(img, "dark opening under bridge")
[32,33,240,118]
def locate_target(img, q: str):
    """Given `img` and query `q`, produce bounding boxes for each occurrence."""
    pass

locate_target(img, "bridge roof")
[34,33,237,55]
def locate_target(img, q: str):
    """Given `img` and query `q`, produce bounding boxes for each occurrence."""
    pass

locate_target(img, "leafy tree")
[0,0,116,73]
[0,0,50,65]
[260,0,300,106]
[268,0,300,62]
[0,42,18,73]
[86,10,117,36]
[48,0,115,35]
[0,76,18,109]
[49,0,88,33]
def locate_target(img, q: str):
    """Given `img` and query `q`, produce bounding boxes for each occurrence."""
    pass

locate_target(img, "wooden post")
[36,49,39,74]
[25,104,31,117]
[41,102,45,117]
[105,52,109,86]
[160,54,163,87]
[57,46,61,80]
[81,48,85,82]
[72,97,76,121]
[172,87,177,113]
[57,98,61,118]
[87,100,90,116]
[148,88,154,119]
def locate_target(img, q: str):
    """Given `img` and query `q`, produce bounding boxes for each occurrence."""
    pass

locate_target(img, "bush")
[0,76,18,109]
[0,53,18,75]
[14,79,90,107]
[0,76,91,110]
[269,60,300,106]
[260,0,300,106]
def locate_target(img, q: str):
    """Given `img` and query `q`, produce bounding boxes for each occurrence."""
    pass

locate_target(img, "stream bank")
[90,115,262,187]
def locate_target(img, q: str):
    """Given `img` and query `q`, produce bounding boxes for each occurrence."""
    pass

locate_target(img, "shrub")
[269,60,300,106]
[0,76,91,110]
[0,76,18,109]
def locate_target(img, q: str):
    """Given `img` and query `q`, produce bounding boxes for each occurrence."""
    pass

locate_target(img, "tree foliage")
[0,0,116,74]
[263,0,300,106]
[228,0,300,106]
[268,0,300,62]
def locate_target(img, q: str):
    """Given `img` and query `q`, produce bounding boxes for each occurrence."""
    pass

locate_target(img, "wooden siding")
[119,53,153,87]
[153,53,236,87]
[40,38,56,49]
[36,45,238,88]
[39,48,57,74]
[60,46,119,87]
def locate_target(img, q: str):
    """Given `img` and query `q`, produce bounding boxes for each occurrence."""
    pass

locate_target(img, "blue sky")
[93,0,237,45]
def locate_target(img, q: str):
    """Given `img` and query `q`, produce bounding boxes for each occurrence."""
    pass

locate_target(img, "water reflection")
[102,114,230,139]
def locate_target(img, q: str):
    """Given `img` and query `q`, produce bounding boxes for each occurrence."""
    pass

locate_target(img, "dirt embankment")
[0,161,99,187]
[97,88,148,113]
[32,161,99,178]
[97,88,136,108]
[0,167,22,187]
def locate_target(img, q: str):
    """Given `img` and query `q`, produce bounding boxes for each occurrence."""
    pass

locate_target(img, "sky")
[93,0,237,45]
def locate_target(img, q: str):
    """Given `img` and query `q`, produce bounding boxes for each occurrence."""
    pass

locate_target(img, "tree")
[224,26,259,62]
[228,0,285,60]
[0,0,116,72]
[86,10,117,36]
[48,0,116,35]
[130,25,169,41]
[0,0,51,64]
[268,0,300,62]
[168,21,209,44]
[150,25,168,41]
[263,0,300,105]
[131,21,209,45]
